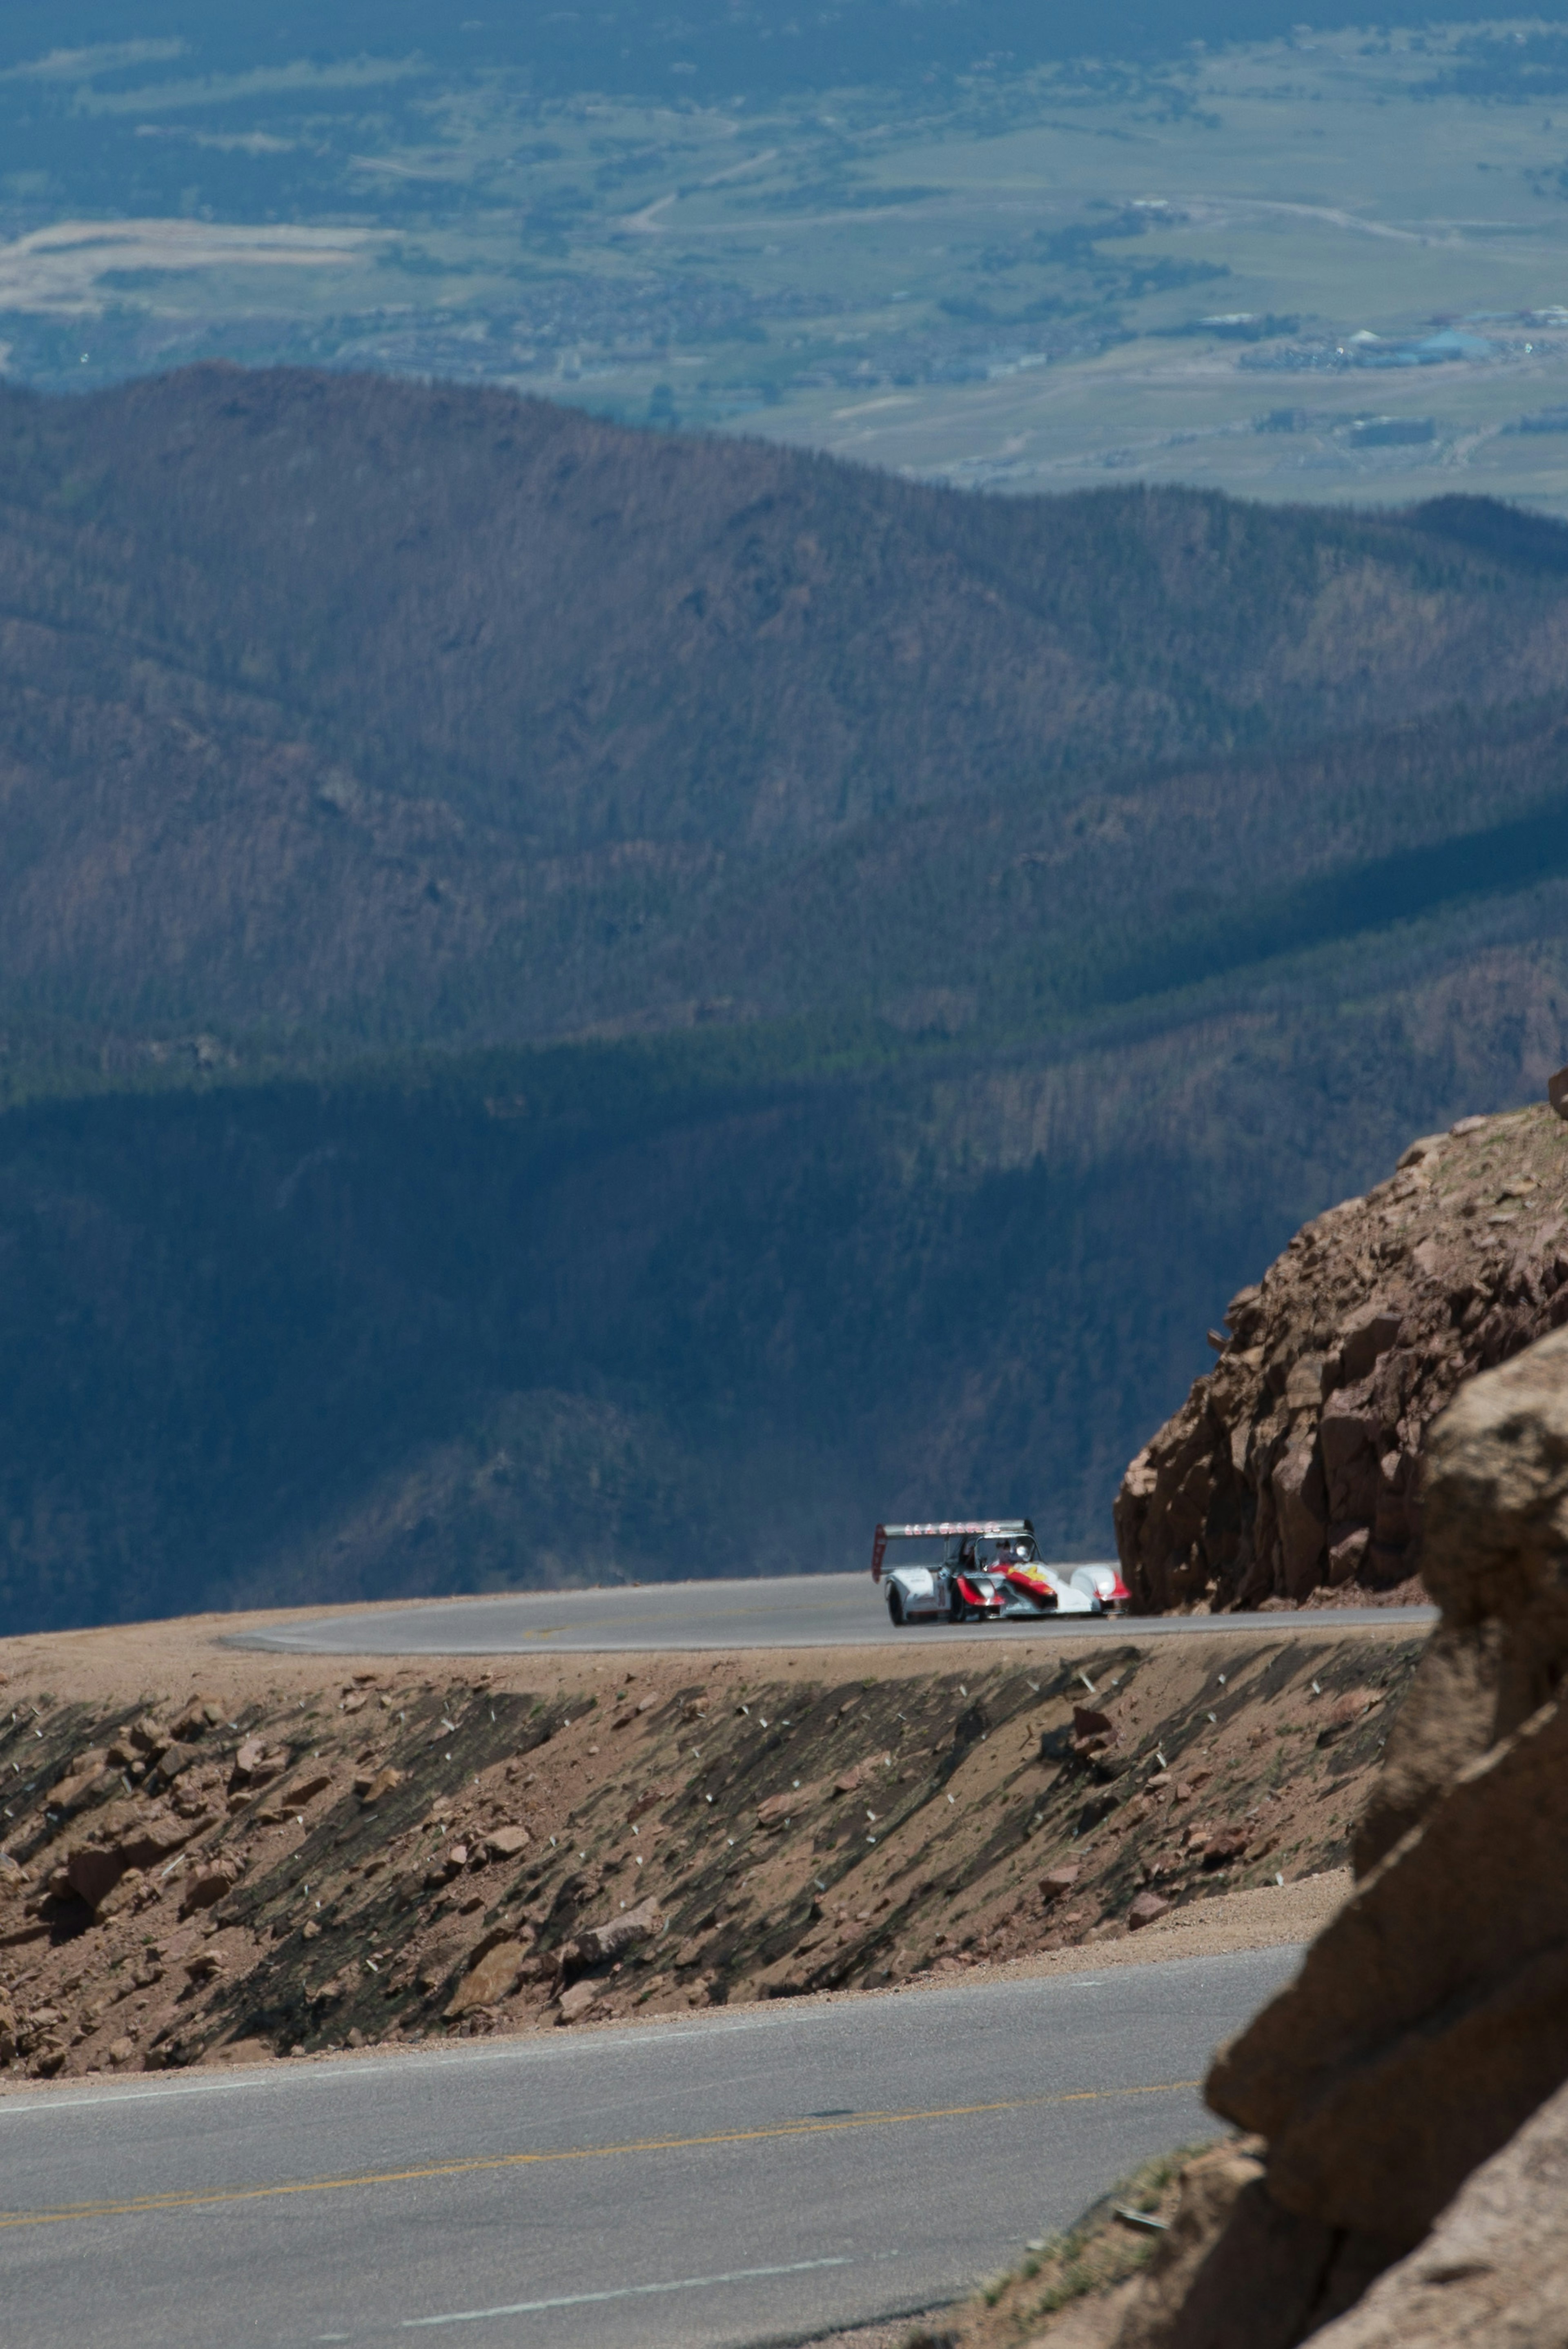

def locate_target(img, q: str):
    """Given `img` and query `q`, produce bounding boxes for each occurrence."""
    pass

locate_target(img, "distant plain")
[14,19,1568,504]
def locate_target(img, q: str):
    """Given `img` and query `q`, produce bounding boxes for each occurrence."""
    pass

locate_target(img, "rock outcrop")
[1358,1320,1568,1869]
[1307,2073,1568,2349]
[1092,1317,1568,2349]
[1116,1101,1568,1612]
[1207,1668,1568,2252]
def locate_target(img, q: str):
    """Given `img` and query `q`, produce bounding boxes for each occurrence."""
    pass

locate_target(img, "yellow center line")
[0,2080,1199,2231]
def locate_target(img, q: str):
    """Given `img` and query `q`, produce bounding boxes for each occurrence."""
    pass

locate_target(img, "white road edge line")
[0,2006,860,2116]
[0,1949,1304,2120]
[397,2255,855,2327]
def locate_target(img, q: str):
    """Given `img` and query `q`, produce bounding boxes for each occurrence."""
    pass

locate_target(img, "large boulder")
[445,1936,528,2020]
[1114,1105,1568,1612]
[1358,1322,1568,1869]
[557,1895,663,1983]
[58,1805,198,1911]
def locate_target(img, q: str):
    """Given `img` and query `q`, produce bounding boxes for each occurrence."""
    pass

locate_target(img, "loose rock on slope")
[0,1634,1404,2080]
[1116,1099,1568,1612]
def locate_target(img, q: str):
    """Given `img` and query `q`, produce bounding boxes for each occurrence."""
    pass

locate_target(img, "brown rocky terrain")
[963,1314,1568,2349]
[1116,1094,1568,1612]
[0,1614,1412,2083]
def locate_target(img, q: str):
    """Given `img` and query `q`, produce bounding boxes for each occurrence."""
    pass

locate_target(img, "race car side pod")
[1003,1570,1057,1608]
[871,1525,887,1583]
[954,1575,1003,1611]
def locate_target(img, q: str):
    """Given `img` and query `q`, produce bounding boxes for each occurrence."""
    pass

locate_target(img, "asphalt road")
[0,1947,1299,2349]
[233,1576,1436,1657]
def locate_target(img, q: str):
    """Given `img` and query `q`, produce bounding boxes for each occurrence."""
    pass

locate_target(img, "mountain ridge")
[4,366,1568,1630]
[5,365,1568,1074]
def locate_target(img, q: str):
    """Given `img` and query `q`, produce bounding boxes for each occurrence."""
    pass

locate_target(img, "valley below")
[18,16,1568,511]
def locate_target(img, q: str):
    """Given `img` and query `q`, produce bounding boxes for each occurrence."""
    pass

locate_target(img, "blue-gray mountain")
[2,367,1568,1631]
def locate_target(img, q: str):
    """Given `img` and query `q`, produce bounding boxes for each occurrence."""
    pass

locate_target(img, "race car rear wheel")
[887,1585,906,1627]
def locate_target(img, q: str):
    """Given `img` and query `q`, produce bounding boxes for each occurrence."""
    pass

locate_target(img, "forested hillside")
[3,367,1568,1630]
[5,369,1568,1072]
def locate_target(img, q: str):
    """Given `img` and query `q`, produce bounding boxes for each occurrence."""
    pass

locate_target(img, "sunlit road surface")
[230,1574,1437,1657]
[0,1949,1300,2349]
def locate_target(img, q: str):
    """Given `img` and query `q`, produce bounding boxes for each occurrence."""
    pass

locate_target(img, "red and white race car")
[871,1519,1128,1625]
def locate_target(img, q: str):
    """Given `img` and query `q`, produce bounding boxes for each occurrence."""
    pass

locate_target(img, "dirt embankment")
[1116,1098,1568,1612]
[0,1617,1414,2081]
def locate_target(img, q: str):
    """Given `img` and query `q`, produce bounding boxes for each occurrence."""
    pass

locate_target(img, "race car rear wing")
[871,1519,1034,1581]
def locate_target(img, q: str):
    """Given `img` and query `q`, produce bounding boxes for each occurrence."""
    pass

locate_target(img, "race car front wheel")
[887,1585,906,1627]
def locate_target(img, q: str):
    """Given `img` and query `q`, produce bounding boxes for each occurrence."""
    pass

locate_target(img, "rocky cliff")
[1067,1318,1568,2349]
[1115,1096,1568,1613]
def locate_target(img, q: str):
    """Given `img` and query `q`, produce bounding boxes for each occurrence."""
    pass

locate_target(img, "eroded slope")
[0,1627,1413,2078]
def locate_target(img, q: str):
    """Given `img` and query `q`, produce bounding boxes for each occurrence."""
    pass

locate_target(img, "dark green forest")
[3,367,1568,1630]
